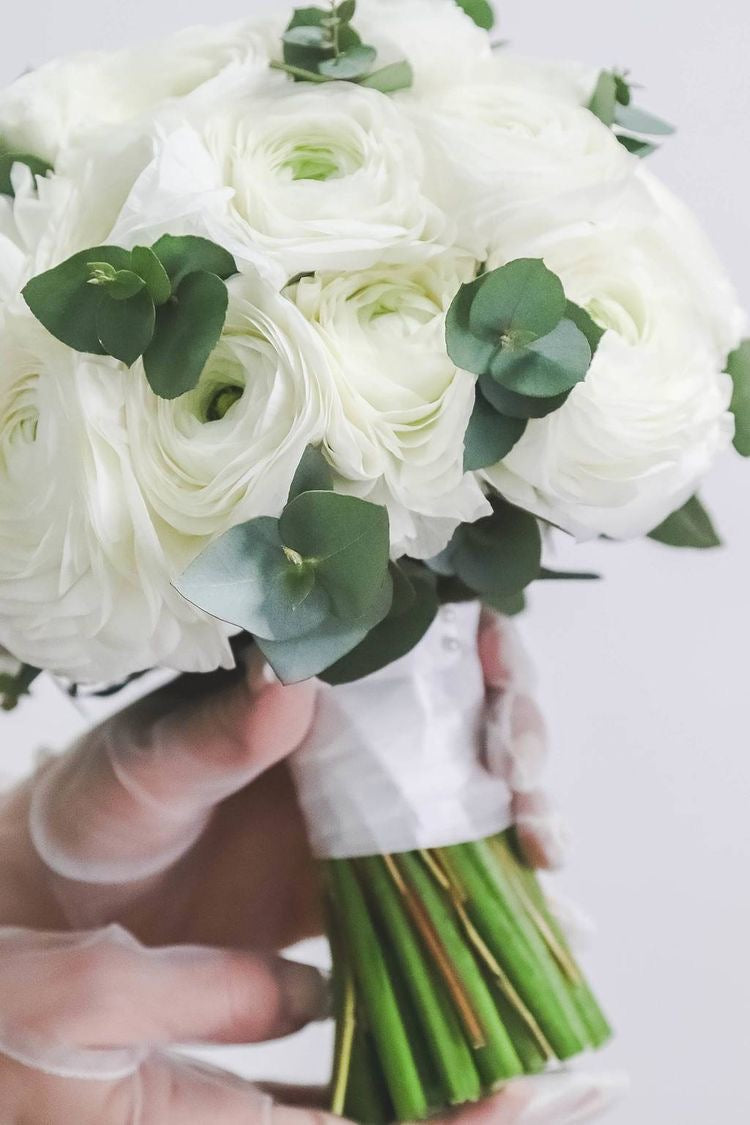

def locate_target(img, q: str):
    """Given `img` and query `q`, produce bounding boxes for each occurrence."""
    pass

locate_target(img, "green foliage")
[288,445,334,499]
[0,145,53,197]
[448,259,601,469]
[648,495,721,549]
[321,565,439,684]
[0,664,40,711]
[175,454,394,682]
[588,69,674,158]
[464,389,526,471]
[272,2,413,92]
[23,236,238,400]
[454,0,495,29]
[727,339,750,456]
[427,497,542,598]
[143,271,229,399]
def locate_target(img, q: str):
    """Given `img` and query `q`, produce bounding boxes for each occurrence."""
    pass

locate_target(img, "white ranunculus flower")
[0,20,274,163]
[482,206,744,539]
[356,0,494,93]
[123,266,332,550]
[187,79,453,275]
[290,252,491,558]
[0,307,234,682]
[406,78,644,258]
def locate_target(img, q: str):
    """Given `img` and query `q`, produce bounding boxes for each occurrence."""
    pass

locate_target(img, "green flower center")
[206,384,244,422]
[283,143,342,182]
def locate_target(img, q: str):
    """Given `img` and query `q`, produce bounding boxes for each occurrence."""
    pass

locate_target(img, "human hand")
[0,640,621,1122]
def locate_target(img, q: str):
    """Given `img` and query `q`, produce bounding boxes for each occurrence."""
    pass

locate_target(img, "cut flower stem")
[324,829,611,1122]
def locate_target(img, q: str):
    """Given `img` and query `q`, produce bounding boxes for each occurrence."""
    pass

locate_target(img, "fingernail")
[277,961,332,1028]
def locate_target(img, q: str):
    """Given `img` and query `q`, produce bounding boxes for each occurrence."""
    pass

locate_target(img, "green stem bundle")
[325,829,610,1123]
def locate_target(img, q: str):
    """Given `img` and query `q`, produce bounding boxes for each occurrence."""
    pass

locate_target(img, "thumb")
[30,654,318,884]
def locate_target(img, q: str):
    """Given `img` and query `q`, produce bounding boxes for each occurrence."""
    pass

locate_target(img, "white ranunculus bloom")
[124,266,332,549]
[482,206,744,539]
[290,253,491,558]
[0,20,274,163]
[406,78,643,258]
[189,79,453,275]
[0,307,234,683]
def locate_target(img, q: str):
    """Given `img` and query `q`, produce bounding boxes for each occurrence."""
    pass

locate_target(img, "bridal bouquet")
[1,0,747,1119]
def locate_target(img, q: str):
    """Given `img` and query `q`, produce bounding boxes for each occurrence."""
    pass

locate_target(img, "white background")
[2,2,750,1122]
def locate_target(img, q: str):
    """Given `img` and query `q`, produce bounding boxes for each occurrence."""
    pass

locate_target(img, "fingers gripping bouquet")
[0,0,747,1117]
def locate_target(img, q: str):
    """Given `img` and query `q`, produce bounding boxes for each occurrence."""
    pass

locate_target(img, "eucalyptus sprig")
[22,235,238,400]
[446,258,604,470]
[0,138,53,197]
[588,69,675,158]
[176,447,401,682]
[271,2,413,93]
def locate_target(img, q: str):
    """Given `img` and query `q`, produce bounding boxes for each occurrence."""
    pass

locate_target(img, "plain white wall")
[2,2,750,1122]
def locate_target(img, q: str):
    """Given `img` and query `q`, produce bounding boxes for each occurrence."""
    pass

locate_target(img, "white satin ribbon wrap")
[291,602,513,858]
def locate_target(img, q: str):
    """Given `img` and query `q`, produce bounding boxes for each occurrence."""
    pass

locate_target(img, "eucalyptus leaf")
[451,499,542,597]
[482,591,526,617]
[727,339,750,456]
[359,60,414,93]
[469,259,566,344]
[96,288,156,366]
[151,234,237,289]
[321,570,438,685]
[257,571,393,682]
[445,283,496,374]
[614,103,675,136]
[454,0,495,30]
[565,301,605,356]
[337,0,356,20]
[288,445,334,501]
[132,245,172,305]
[143,270,228,399]
[617,135,657,158]
[478,373,569,419]
[287,7,328,28]
[463,388,526,470]
[489,317,591,397]
[318,44,376,79]
[588,70,618,127]
[0,152,53,197]
[23,246,133,354]
[175,517,330,642]
[647,495,721,549]
[280,492,390,620]
[283,24,330,48]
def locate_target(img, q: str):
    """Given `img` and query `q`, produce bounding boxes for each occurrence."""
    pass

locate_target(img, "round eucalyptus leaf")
[318,44,376,79]
[728,339,750,457]
[280,491,390,621]
[647,495,721,549]
[452,500,542,597]
[144,270,229,400]
[22,246,133,355]
[455,0,495,29]
[463,388,527,470]
[478,374,569,419]
[288,446,334,501]
[469,259,566,344]
[174,517,330,642]
[283,24,330,48]
[132,245,172,305]
[359,60,414,93]
[445,282,497,374]
[489,317,591,397]
[96,288,155,366]
[320,571,438,685]
[257,571,393,683]
[150,234,237,289]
